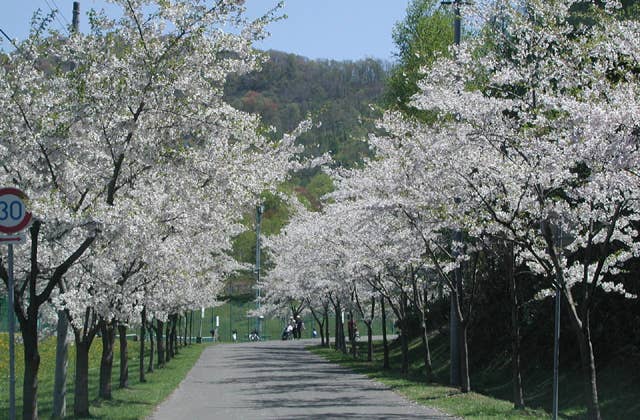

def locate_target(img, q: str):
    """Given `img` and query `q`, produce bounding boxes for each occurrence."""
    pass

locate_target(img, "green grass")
[0,333,208,419]
[309,333,640,420]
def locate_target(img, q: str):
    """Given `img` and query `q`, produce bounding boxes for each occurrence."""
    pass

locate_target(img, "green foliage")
[384,0,453,118]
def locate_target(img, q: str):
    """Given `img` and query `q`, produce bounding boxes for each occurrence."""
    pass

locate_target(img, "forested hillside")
[225,50,389,168]
[223,50,390,295]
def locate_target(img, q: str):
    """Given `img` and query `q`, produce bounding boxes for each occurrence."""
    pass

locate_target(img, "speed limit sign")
[1,187,32,420]
[0,187,33,241]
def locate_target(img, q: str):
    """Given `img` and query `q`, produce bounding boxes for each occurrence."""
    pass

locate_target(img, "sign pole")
[8,243,16,420]
[0,187,33,420]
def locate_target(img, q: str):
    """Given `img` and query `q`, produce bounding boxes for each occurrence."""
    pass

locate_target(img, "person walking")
[295,316,305,339]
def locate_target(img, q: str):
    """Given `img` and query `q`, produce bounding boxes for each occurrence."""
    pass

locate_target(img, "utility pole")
[442,0,466,388]
[53,6,79,417]
[552,226,563,420]
[255,204,263,337]
[72,2,80,33]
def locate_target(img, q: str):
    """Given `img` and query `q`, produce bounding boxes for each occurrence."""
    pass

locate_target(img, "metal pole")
[442,0,465,387]
[552,283,560,420]
[453,1,461,45]
[8,244,16,420]
[255,204,263,336]
[450,228,461,386]
[552,227,563,420]
[72,2,80,33]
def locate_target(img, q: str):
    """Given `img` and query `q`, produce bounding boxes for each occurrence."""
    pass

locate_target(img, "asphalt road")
[148,338,455,420]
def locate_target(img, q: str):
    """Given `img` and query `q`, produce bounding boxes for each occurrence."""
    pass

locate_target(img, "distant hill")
[225,50,390,169]
[223,50,391,296]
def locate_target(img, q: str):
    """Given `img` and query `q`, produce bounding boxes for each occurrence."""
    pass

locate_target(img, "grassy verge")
[310,343,548,420]
[309,333,640,420]
[0,333,208,419]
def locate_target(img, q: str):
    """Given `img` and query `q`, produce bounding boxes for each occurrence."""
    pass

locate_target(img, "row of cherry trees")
[0,1,316,419]
[261,1,639,419]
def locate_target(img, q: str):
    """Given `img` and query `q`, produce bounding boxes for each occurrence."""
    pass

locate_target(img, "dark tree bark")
[165,320,171,362]
[507,244,525,408]
[309,305,326,346]
[182,311,188,346]
[139,309,147,383]
[71,307,99,418]
[147,323,155,373]
[171,314,178,355]
[349,310,358,359]
[330,298,347,353]
[570,304,601,420]
[367,298,375,362]
[323,305,330,348]
[458,321,470,393]
[156,319,165,368]
[381,296,390,370]
[414,280,433,382]
[400,318,409,376]
[52,310,69,418]
[0,221,95,420]
[21,315,40,420]
[73,340,91,417]
[118,324,129,388]
[98,320,116,400]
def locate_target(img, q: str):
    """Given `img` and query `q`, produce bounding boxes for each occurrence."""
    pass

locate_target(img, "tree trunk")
[324,309,330,348]
[575,312,601,420]
[333,301,340,350]
[310,306,326,347]
[165,320,172,362]
[52,311,68,418]
[139,309,147,383]
[73,340,91,417]
[365,320,373,362]
[459,322,470,393]
[508,245,525,409]
[99,321,115,400]
[400,318,409,376]
[147,324,155,373]
[171,315,178,355]
[21,317,40,420]
[421,322,433,382]
[118,324,129,388]
[189,311,193,345]
[349,310,357,359]
[183,311,188,346]
[367,298,375,362]
[381,296,390,370]
[156,319,165,368]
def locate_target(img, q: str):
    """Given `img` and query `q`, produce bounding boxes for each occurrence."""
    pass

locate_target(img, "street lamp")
[255,204,264,338]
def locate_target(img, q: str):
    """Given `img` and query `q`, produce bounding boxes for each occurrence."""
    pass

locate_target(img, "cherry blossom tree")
[403,1,640,417]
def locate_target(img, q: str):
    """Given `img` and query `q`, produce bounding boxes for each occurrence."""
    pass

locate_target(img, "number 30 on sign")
[0,188,33,238]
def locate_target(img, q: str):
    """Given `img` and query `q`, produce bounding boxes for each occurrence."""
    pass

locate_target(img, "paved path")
[149,339,454,420]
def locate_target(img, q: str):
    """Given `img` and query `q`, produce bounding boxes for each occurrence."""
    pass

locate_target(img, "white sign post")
[1,187,33,420]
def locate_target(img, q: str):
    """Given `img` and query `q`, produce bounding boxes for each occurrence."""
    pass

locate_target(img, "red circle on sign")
[0,187,33,234]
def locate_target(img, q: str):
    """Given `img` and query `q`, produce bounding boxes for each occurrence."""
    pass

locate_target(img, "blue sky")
[0,0,411,61]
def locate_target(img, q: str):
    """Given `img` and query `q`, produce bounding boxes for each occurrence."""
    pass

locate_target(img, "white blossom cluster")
[0,0,306,332]
[261,0,639,332]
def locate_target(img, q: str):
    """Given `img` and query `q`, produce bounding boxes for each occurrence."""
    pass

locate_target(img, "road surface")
[149,339,455,420]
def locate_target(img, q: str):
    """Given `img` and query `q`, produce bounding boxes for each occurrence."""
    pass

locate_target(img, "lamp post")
[442,0,467,387]
[255,204,264,337]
